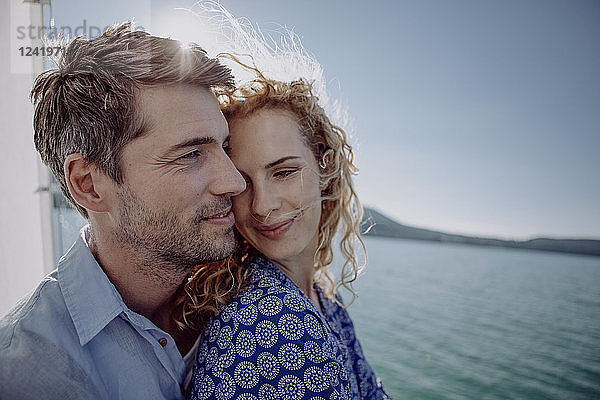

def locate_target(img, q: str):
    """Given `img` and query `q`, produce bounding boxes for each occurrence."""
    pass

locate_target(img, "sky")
[38,0,600,239]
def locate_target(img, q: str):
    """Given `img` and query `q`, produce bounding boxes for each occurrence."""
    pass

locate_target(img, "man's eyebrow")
[265,156,301,169]
[165,137,215,154]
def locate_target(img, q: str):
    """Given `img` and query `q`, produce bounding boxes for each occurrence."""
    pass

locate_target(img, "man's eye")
[180,150,201,160]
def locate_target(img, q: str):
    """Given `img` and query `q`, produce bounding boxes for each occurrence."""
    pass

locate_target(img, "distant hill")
[361,207,600,257]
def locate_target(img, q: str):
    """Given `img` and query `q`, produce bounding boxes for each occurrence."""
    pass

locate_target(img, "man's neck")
[87,227,196,353]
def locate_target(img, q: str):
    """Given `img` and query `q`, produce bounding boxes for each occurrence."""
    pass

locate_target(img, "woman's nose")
[251,183,281,221]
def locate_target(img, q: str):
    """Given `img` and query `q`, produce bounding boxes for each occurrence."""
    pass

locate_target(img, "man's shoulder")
[0,271,84,371]
[1,229,125,352]
[0,230,93,348]
[0,273,71,348]
[0,275,102,399]
[0,315,101,399]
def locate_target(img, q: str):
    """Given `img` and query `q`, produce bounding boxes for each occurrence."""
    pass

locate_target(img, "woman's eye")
[222,140,231,153]
[274,169,299,179]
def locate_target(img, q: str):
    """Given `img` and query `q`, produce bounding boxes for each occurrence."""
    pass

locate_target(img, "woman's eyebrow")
[265,156,301,169]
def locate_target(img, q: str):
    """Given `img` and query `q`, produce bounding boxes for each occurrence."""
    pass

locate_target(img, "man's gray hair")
[31,21,234,217]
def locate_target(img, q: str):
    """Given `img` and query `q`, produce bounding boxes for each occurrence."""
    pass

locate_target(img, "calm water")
[347,237,600,399]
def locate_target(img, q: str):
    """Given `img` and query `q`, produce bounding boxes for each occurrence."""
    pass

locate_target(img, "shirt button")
[158,338,168,347]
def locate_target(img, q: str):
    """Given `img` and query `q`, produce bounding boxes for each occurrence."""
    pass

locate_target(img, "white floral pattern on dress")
[189,256,391,400]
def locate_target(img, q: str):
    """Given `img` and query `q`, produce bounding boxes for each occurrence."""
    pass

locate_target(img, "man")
[0,22,245,399]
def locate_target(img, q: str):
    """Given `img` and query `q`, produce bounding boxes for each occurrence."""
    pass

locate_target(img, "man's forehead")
[139,117,228,152]
[135,84,220,121]
[137,83,214,101]
[133,84,227,148]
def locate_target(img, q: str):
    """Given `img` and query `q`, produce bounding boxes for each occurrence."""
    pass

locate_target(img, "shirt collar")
[58,225,127,346]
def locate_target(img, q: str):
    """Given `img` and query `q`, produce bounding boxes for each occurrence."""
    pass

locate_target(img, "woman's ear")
[318,149,335,191]
[64,154,111,214]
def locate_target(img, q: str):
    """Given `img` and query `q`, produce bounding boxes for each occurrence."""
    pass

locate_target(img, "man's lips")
[254,219,294,239]
[201,208,235,225]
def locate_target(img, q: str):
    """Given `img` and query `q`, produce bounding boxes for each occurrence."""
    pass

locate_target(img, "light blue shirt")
[0,226,193,399]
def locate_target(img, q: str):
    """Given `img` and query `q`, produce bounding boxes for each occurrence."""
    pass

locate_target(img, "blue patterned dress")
[189,256,391,399]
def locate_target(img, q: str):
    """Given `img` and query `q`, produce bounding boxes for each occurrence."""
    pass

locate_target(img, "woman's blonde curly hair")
[173,63,366,333]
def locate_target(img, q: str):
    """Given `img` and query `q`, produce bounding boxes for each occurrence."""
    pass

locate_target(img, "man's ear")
[64,154,113,213]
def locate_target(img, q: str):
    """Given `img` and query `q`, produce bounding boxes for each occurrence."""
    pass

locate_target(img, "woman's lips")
[254,219,294,239]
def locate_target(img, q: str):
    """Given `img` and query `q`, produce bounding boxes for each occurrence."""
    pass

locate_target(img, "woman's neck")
[255,229,323,310]
[272,257,313,293]
[270,260,323,312]
[268,250,323,313]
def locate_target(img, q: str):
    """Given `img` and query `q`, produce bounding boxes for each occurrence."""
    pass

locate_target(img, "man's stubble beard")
[113,185,237,276]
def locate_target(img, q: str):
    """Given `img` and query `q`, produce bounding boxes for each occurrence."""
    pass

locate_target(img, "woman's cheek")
[232,198,248,228]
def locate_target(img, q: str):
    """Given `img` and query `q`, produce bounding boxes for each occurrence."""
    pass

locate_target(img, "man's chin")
[193,231,237,264]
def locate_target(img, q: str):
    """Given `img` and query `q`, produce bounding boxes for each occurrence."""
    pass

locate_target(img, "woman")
[179,71,390,399]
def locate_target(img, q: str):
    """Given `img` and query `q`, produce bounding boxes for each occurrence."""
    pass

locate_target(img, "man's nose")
[210,150,246,196]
